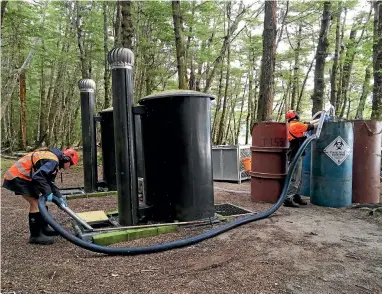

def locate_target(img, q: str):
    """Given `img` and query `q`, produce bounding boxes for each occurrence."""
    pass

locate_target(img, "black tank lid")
[139,90,215,104]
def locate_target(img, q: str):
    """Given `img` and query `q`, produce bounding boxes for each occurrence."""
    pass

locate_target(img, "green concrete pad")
[106,210,119,216]
[92,225,178,246]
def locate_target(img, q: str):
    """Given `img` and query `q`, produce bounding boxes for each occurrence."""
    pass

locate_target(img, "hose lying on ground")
[214,186,250,194]
[38,134,315,256]
[39,110,327,256]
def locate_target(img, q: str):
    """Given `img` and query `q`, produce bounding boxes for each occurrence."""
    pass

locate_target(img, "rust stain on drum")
[352,120,382,204]
[251,122,288,203]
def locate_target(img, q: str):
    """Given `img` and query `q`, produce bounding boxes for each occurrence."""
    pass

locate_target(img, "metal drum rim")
[249,171,287,179]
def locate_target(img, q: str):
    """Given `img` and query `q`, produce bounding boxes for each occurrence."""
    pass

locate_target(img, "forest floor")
[1,166,382,294]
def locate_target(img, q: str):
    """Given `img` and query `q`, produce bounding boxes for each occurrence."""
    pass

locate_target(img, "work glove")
[44,193,53,202]
[43,193,68,207]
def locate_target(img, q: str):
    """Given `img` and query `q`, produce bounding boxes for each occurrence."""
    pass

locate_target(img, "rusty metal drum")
[250,122,288,203]
[352,120,382,204]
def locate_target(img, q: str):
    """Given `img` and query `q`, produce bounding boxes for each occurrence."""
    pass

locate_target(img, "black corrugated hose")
[38,133,318,256]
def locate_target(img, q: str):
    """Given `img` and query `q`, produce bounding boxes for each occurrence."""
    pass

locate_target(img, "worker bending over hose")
[2,148,79,245]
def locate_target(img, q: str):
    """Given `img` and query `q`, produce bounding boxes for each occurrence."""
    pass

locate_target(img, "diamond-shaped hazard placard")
[324,136,351,166]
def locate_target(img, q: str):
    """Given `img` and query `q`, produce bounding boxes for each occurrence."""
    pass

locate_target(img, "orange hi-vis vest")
[4,151,59,182]
[288,121,309,141]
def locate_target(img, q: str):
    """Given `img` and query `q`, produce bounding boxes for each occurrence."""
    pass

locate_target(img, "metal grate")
[214,203,252,216]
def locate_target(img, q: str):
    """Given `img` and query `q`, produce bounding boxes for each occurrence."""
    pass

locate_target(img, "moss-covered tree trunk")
[257,0,277,121]
[330,2,342,109]
[372,1,382,119]
[311,2,331,115]
[171,0,187,89]
[121,1,134,49]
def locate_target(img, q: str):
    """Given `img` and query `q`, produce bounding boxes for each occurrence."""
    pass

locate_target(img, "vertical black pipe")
[107,48,138,226]
[78,79,97,193]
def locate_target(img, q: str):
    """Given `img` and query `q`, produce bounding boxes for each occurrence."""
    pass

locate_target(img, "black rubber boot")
[28,213,55,245]
[284,197,300,208]
[40,207,59,236]
[293,194,308,205]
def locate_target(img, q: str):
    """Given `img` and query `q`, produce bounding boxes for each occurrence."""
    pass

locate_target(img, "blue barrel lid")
[139,90,215,104]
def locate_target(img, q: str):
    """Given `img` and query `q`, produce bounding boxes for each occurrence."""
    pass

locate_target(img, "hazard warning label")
[324,136,351,166]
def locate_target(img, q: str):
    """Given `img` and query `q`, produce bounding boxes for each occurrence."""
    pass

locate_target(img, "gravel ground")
[1,169,382,294]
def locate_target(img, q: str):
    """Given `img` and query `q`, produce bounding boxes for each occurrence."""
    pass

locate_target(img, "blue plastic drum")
[299,141,311,197]
[310,122,353,207]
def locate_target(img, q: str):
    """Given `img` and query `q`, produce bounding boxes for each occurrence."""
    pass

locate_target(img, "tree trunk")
[311,2,331,115]
[195,39,205,92]
[287,71,293,111]
[1,0,7,27]
[277,96,285,122]
[212,63,225,143]
[356,66,372,119]
[37,50,45,142]
[40,62,55,146]
[47,61,65,146]
[257,0,277,121]
[245,58,254,145]
[19,71,27,149]
[296,56,315,113]
[224,93,235,144]
[250,75,259,128]
[76,2,88,79]
[336,7,348,113]
[290,24,302,110]
[1,38,39,120]
[371,1,382,119]
[346,98,351,119]
[103,1,111,109]
[114,0,122,47]
[235,76,248,144]
[121,0,134,49]
[338,4,371,118]
[185,2,196,89]
[339,27,357,118]
[216,20,232,145]
[203,3,249,93]
[171,1,187,89]
[330,2,342,108]
[276,0,289,50]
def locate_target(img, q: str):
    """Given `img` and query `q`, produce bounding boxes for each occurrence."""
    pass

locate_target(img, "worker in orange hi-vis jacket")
[2,148,79,245]
[284,110,318,208]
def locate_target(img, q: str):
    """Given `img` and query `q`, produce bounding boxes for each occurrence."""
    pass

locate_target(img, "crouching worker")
[2,148,79,245]
[284,110,317,207]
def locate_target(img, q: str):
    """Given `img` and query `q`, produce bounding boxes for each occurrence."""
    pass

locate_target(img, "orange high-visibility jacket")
[288,121,309,141]
[4,151,59,182]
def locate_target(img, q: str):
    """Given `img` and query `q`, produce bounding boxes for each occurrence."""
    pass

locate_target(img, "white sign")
[324,136,351,166]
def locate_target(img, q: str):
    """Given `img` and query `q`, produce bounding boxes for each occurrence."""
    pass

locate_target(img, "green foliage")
[0,0,375,148]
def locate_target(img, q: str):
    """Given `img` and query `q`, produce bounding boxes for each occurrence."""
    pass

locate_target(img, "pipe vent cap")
[78,79,96,93]
[108,48,134,69]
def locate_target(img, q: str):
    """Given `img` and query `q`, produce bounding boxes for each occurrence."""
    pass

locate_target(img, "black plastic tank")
[99,108,117,191]
[99,108,146,192]
[139,90,215,222]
